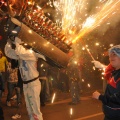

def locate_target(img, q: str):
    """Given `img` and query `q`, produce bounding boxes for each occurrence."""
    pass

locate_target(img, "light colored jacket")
[5,37,46,82]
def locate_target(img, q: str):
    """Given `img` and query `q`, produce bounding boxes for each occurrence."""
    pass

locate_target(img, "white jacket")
[5,37,46,81]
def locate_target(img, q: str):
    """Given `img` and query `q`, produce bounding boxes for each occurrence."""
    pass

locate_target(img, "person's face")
[109,52,120,70]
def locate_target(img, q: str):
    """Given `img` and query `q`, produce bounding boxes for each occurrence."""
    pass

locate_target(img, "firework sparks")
[87,83,91,88]
[82,16,95,29]
[51,93,56,103]
[72,0,120,43]
[53,0,120,44]
[53,0,86,35]
[70,108,73,116]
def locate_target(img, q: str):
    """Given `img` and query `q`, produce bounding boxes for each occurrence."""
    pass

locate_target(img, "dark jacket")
[99,64,120,119]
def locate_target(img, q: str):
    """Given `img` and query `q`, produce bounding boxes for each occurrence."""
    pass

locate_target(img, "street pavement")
[1,90,104,120]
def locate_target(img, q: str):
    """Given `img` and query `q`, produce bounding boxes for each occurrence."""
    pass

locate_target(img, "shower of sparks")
[72,0,120,43]
[53,0,120,44]
[53,0,86,34]
[82,16,95,29]
[51,93,56,103]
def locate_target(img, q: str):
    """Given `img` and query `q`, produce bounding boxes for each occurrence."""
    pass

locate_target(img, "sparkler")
[81,40,95,61]
[86,48,95,61]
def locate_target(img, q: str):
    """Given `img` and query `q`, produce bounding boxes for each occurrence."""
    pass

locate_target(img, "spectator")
[6,59,21,107]
[92,45,120,120]
[6,59,22,119]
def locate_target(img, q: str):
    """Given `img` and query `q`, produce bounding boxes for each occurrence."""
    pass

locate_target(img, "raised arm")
[4,41,18,60]
[14,37,46,61]
[92,60,107,69]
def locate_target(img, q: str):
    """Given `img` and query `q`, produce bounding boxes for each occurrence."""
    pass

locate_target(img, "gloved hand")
[91,60,106,69]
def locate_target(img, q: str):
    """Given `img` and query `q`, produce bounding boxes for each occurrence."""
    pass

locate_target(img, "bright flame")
[82,16,95,29]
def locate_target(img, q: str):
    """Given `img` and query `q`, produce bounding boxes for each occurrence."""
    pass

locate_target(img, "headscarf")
[108,45,120,57]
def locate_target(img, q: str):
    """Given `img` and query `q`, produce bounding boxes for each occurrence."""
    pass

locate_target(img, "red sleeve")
[104,64,115,81]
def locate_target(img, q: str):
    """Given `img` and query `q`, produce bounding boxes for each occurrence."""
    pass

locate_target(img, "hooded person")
[92,45,120,120]
[5,36,46,120]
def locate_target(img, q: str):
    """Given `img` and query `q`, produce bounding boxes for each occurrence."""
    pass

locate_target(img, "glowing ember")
[70,108,73,115]
[87,83,91,88]
[51,93,56,103]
